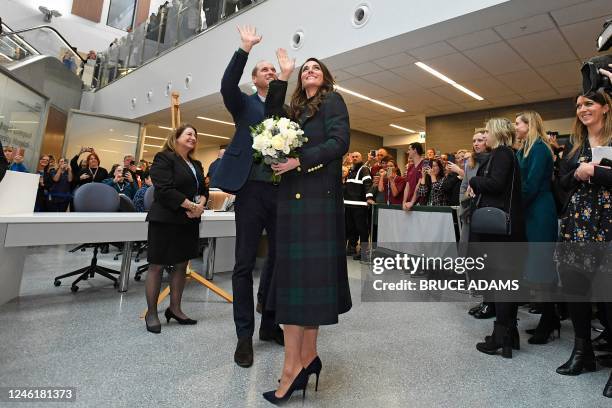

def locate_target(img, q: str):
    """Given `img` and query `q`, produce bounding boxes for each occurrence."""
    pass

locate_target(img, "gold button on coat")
[297,167,301,172]
[295,193,301,199]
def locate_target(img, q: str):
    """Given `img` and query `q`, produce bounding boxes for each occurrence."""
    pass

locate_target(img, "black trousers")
[345,205,369,247]
[232,180,277,338]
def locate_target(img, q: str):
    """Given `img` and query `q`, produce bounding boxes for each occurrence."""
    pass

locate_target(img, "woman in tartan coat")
[262,50,352,403]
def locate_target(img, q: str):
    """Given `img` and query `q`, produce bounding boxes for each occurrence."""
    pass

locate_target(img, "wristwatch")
[190,202,197,211]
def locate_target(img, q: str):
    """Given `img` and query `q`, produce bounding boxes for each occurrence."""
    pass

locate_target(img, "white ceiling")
[139,0,611,149]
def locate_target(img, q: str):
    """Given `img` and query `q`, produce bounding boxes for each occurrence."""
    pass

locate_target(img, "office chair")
[53,183,121,292]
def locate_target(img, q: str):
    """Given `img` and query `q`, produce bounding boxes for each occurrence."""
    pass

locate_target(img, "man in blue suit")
[212,25,283,368]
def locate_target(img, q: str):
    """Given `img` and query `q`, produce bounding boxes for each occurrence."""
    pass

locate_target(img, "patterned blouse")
[416,178,448,206]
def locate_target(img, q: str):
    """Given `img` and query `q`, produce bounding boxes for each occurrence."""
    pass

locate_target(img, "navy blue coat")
[211,49,265,193]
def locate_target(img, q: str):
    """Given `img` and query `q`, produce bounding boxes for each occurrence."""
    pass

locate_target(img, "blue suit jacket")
[211,49,264,193]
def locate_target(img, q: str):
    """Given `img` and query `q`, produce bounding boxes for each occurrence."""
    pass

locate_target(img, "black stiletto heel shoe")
[164,308,197,325]
[145,313,161,334]
[305,356,322,391]
[263,369,309,405]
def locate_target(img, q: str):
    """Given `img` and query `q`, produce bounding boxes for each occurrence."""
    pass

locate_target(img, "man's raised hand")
[238,25,262,53]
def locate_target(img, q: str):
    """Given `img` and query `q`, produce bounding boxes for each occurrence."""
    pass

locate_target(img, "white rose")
[262,129,273,140]
[252,134,267,151]
[271,135,285,151]
[277,117,290,131]
[263,118,275,131]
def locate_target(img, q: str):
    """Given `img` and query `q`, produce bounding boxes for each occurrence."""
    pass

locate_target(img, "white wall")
[3,0,127,53]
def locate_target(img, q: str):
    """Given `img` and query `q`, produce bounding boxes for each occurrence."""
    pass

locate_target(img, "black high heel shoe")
[305,356,322,392]
[263,369,309,405]
[145,312,161,334]
[164,308,197,325]
[556,338,596,376]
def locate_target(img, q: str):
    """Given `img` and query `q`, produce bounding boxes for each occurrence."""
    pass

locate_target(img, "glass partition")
[63,111,142,176]
[0,69,49,173]
[94,0,266,89]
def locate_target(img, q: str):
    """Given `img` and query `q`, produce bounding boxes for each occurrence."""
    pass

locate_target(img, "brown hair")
[568,91,612,157]
[86,152,101,168]
[290,58,335,120]
[162,124,198,161]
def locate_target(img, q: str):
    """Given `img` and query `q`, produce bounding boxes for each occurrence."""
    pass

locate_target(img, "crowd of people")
[0,143,153,214]
[339,89,612,398]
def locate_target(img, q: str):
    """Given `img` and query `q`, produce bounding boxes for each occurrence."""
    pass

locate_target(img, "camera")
[581,18,612,94]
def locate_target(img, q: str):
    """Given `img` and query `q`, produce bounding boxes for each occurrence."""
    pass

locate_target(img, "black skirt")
[147,221,199,265]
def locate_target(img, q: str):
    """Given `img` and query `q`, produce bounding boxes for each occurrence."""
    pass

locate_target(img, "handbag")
[470,150,515,236]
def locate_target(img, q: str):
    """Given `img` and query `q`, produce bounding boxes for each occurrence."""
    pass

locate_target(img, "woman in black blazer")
[144,124,208,334]
[467,117,525,358]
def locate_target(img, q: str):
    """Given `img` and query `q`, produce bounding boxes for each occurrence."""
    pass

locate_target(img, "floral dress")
[557,145,611,297]
[560,147,612,243]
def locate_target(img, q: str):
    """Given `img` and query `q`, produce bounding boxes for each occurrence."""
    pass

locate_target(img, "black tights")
[145,261,189,321]
[495,302,518,326]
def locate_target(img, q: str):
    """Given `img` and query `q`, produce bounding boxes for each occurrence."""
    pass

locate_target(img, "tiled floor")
[0,246,610,407]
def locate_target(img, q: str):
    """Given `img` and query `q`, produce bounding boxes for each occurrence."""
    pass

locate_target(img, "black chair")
[53,183,121,292]
[135,186,156,281]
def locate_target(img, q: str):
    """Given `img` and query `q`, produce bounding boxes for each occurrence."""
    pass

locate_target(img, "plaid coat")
[265,81,352,325]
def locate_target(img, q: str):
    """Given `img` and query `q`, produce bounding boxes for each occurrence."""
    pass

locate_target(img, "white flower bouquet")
[251,116,307,183]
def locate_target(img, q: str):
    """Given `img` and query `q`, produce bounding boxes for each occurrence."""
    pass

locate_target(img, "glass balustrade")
[93,0,266,90]
[0,0,264,91]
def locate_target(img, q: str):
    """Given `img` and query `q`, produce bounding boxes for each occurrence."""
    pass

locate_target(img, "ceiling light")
[197,132,230,140]
[158,125,173,130]
[144,143,163,148]
[145,135,166,140]
[196,116,235,126]
[9,120,39,124]
[389,124,416,133]
[414,62,484,101]
[109,138,137,144]
[334,85,405,112]
[97,149,120,154]
[124,134,138,138]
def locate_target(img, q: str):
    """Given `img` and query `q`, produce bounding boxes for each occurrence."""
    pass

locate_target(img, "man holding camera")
[344,152,374,259]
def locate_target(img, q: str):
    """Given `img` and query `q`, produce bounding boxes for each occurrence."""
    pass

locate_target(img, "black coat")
[147,150,208,225]
[469,145,525,242]
[441,173,461,206]
[264,80,352,325]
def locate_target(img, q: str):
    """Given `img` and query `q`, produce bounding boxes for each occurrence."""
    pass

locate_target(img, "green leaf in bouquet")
[263,156,273,165]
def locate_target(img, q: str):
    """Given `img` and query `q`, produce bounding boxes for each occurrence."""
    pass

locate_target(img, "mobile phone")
[370,150,376,157]
[601,158,612,167]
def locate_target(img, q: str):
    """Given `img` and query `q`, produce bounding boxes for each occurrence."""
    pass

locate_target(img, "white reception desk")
[0,211,236,305]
